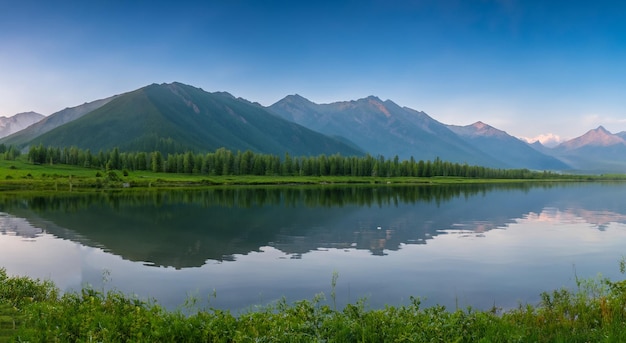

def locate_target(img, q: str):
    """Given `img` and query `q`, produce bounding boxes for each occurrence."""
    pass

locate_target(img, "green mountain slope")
[27,83,363,156]
[0,96,116,146]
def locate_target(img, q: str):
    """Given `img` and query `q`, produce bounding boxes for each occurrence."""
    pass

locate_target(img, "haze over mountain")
[269,95,505,167]
[545,126,626,173]
[1,96,117,146]
[7,83,361,156]
[447,122,570,170]
[0,112,45,139]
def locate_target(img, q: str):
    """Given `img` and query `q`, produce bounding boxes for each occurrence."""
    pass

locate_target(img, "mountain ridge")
[556,126,626,151]
[3,82,626,173]
[447,122,570,170]
[0,111,45,139]
[11,82,362,156]
[269,94,506,167]
[1,96,118,146]
[545,126,626,173]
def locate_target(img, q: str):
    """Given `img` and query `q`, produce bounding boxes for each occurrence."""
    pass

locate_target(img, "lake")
[1,182,626,313]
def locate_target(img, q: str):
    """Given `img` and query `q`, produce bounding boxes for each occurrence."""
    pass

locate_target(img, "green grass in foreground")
[2,267,626,342]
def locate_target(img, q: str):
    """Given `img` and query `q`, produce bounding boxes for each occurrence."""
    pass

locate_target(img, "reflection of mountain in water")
[520,207,626,232]
[1,182,625,269]
[0,213,42,238]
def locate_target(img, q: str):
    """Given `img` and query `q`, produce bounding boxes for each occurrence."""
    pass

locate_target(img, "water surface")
[1,183,625,312]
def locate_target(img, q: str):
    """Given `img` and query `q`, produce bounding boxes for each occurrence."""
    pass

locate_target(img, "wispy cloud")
[519,133,564,147]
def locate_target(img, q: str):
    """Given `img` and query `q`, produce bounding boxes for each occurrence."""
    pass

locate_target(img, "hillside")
[447,121,570,170]
[269,95,504,167]
[24,83,362,156]
[0,112,45,138]
[6,82,626,173]
[548,126,626,173]
[1,96,116,146]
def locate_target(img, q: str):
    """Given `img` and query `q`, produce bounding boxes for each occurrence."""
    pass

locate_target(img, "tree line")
[23,143,565,179]
[0,143,21,160]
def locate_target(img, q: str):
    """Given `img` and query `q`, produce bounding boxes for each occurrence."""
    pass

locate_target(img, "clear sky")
[2,0,626,143]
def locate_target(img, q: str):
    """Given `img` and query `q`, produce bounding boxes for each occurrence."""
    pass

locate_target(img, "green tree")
[151,151,163,172]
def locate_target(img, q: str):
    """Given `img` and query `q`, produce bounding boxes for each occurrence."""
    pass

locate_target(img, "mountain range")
[268,95,503,167]
[544,126,626,173]
[0,111,45,138]
[2,81,625,173]
[1,83,361,156]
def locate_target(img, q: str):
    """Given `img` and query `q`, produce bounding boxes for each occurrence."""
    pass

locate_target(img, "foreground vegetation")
[2,267,626,342]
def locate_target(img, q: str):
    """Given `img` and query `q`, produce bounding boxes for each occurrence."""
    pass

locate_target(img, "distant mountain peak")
[558,125,626,150]
[365,95,383,102]
[0,111,45,139]
[596,125,607,131]
[581,126,619,142]
[364,96,391,117]
[448,121,507,138]
[284,94,313,103]
[472,121,488,129]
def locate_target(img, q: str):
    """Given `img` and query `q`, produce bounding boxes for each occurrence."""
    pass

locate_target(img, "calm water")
[1,183,626,313]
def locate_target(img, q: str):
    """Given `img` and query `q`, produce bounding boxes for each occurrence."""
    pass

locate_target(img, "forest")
[21,143,563,179]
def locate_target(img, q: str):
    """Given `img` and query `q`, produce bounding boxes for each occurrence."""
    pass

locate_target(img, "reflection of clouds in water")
[0,210,85,292]
[0,212,43,238]
[442,206,626,240]
[0,233,83,291]
[521,207,626,231]
[439,221,504,239]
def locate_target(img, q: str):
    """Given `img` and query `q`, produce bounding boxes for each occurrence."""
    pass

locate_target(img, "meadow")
[0,156,619,193]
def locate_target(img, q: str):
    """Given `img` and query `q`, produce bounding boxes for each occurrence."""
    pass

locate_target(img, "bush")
[107,171,120,181]
[3,267,626,342]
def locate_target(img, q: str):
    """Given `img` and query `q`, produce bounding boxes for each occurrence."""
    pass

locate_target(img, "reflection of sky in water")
[2,184,626,313]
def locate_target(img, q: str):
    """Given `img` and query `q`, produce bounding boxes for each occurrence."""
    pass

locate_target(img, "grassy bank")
[1,158,622,192]
[2,268,626,342]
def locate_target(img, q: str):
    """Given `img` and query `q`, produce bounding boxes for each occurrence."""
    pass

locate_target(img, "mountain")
[0,111,45,138]
[447,121,570,170]
[528,140,555,156]
[549,126,626,173]
[0,96,116,146]
[557,126,625,151]
[6,83,626,173]
[269,95,504,167]
[18,82,362,156]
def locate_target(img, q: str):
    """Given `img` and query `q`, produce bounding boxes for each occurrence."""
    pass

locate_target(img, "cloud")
[520,133,564,147]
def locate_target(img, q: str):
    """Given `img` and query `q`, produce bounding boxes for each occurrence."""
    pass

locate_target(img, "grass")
[1,157,621,193]
[2,267,626,342]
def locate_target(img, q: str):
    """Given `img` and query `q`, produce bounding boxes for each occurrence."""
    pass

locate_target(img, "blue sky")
[2,0,626,143]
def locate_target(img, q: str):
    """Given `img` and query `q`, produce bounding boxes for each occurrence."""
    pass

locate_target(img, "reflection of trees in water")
[0,182,553,212]
[0,182,608,269]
